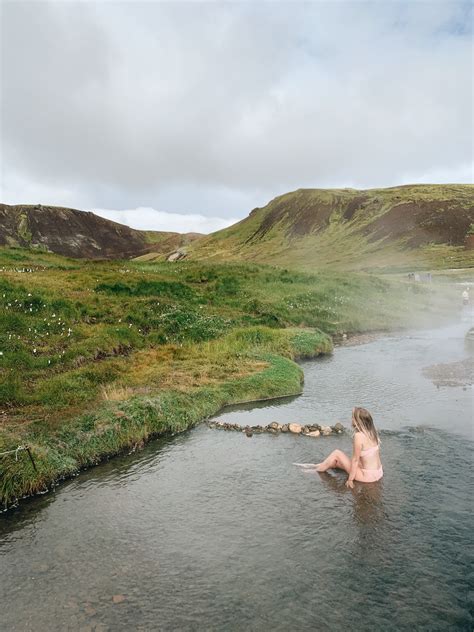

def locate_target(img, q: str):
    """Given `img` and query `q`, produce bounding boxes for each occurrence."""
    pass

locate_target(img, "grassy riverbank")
[0,246,463,507]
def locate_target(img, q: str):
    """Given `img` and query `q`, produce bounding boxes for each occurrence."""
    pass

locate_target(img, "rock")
[333,422,345,433]
[288,423,302,434]
[167,249,187,262]
[84,604,97,616]
[112,595,125,604]
[281,424,289,433]
[266,423,280,433]
[320,425,332,435]
[305,430,320,437]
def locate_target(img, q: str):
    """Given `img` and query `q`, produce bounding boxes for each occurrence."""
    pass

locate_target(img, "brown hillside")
[0,204,203,259]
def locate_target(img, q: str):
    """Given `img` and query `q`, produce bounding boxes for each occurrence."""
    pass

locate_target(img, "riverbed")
[1,316,472,631]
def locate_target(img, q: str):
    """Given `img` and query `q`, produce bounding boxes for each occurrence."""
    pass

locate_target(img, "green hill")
[186,184,474,271]
[0,204,202,259]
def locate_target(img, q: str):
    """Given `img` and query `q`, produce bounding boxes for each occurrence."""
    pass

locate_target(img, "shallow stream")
[1,315,473,631]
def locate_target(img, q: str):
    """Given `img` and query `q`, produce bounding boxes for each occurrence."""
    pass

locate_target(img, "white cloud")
[92,207,238,235]
[1,1,472,218]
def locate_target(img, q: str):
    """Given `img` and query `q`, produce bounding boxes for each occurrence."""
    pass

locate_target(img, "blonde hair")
[352,407,380,445]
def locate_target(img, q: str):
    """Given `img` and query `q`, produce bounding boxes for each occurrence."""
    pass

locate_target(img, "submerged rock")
[422,357,473,388]
[333,422,345,433]
[320,425,332,436]
[305,430,320,438]
[281,424,289,433]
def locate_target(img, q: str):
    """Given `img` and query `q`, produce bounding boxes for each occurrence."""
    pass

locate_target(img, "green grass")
[0,325,328,506]
[0,246,464,507]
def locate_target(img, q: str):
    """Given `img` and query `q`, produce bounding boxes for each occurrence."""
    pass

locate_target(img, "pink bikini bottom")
[356,466,383,483]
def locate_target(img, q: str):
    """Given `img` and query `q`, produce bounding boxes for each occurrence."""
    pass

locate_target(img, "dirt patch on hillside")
[245,191,338,241]
[366,200,474,247]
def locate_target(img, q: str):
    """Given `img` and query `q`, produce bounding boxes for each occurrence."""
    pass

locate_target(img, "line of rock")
[207,421,345,437]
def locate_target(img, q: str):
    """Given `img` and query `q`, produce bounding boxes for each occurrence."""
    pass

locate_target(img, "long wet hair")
[352,407,380,445]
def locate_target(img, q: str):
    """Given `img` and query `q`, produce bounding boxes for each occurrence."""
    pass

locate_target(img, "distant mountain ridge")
[186,184,474,270]
[0,204,202,259]
[2,184,473,269]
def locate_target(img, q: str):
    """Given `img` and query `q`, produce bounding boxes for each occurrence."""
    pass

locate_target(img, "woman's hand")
[346,479,354,489]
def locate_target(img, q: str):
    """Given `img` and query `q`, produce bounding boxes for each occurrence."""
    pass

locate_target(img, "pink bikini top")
[360,444,379,457]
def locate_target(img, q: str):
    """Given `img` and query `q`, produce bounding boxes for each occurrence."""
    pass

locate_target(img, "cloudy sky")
[1,1,472,233]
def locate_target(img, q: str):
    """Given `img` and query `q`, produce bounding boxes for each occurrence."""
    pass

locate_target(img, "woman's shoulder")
[353,431,365,443]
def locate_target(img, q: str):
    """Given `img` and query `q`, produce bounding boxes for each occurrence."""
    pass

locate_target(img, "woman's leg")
[315,449,351,473]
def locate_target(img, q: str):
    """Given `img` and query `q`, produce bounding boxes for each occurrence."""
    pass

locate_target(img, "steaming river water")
[1,317,473,631]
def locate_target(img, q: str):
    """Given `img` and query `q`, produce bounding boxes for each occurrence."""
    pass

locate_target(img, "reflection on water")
[318,473,386,528]
[0,321,473,631]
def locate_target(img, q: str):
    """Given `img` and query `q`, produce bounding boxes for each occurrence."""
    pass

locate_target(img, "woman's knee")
[331,449,349,470]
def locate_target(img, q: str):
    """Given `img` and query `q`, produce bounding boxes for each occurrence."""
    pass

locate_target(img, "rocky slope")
[187,184,474,270]
[0,204,201,259]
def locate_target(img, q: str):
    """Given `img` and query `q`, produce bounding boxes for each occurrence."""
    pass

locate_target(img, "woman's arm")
[346,433,363,488]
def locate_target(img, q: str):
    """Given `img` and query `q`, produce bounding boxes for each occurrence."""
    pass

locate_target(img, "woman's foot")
[293,463,317,469]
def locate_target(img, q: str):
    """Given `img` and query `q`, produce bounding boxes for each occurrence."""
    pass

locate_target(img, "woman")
[298,407,383,488]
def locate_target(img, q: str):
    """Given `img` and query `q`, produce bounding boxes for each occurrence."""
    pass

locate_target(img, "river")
[1,316,472,631]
